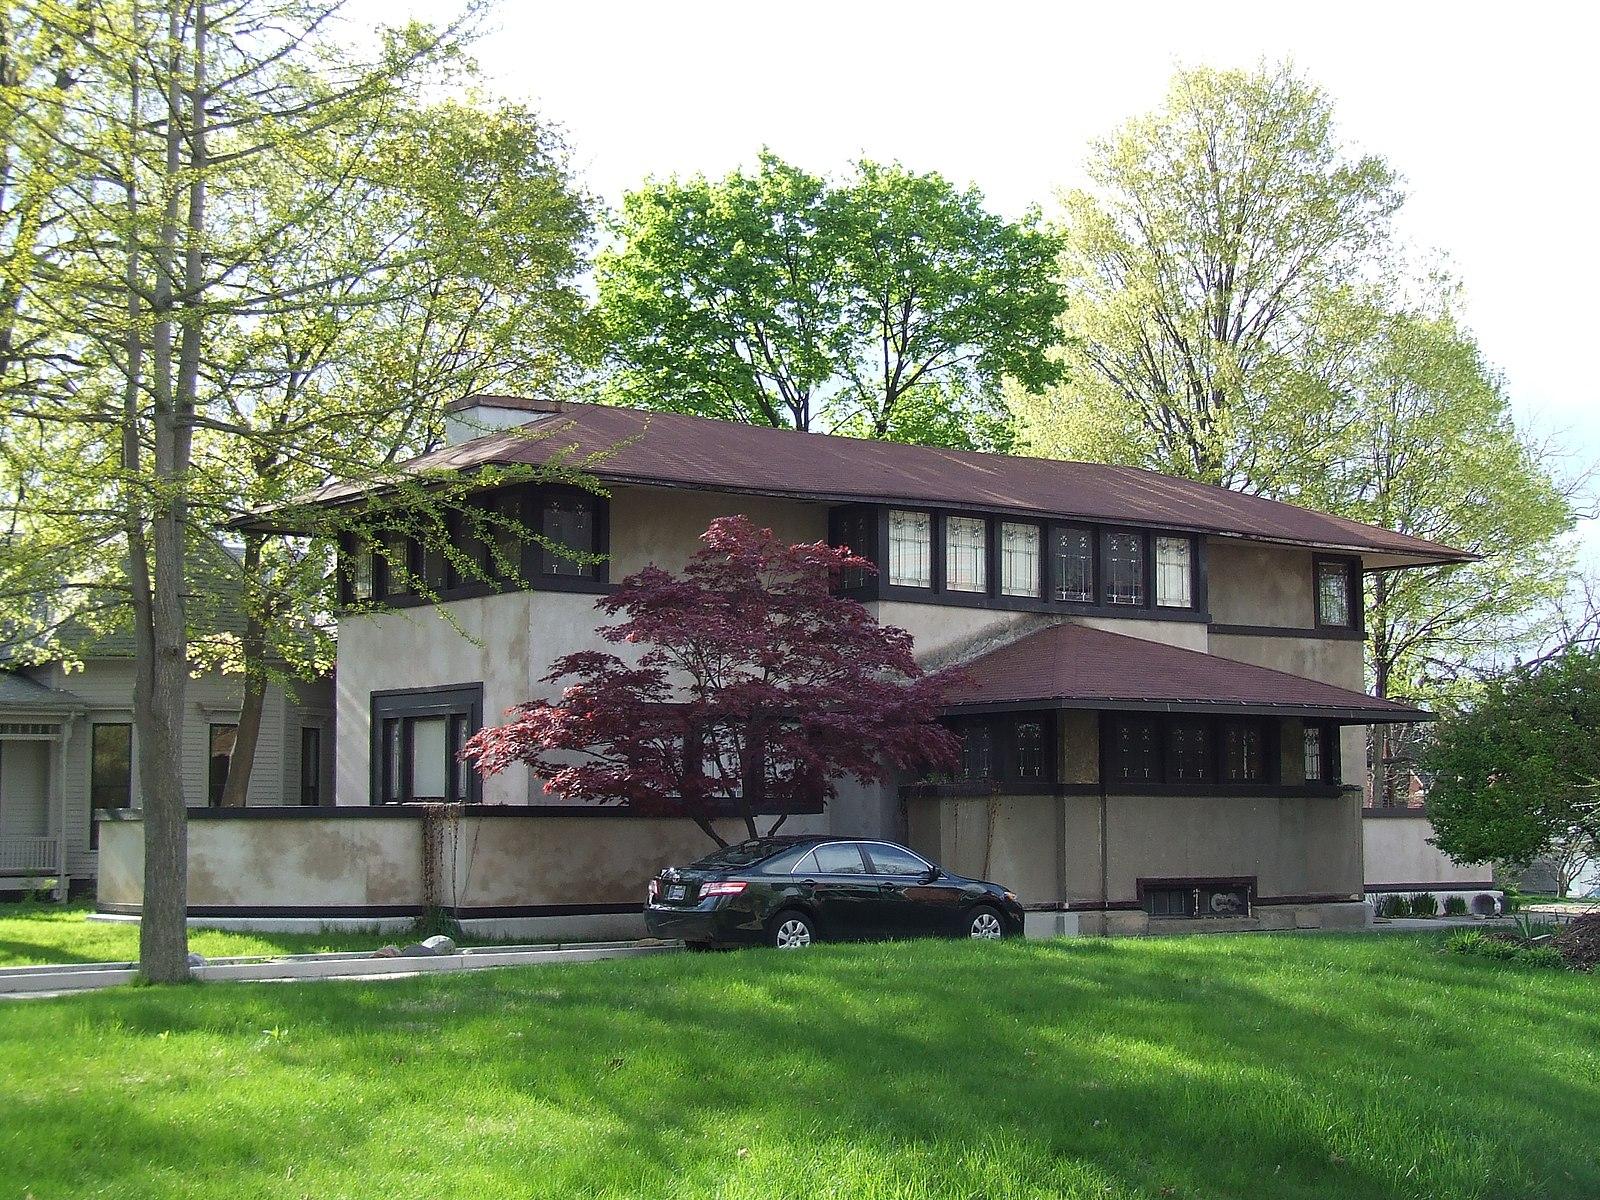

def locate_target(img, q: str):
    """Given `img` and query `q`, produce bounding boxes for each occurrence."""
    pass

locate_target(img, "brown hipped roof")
[279,400,1471,566]
[943,622,1427,724]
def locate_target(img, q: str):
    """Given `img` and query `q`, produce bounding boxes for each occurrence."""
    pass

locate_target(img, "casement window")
[372,685,483,804]
[90,723,132,847]
[1053,526,1095,603]
[1165,720,1212,782]
[1000,522,1042,597]
[1316,558,1358,628]
[349,549,376,602]
[1109,716,1160,783]
[887,509,933,588]
[541,496,595,576]
[1154,536,1193,608]
[832,508,874,591]
[381,534,413,597]
[1014,719,1045,779]
[945,516,988,593]
[207,723,237,806]
[1303,722,1339,784]
[300,726,322,806]
[1222,719,1268,783]
[1102,531,1146,606]
[959,721,993,780]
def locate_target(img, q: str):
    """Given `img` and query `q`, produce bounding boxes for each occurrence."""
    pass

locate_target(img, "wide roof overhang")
[940,622,1430,726]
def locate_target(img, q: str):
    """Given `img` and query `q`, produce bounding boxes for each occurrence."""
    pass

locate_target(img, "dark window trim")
[833,504,1209,621]
[338,486,610,612]
[369,683,484,804]
[1313,554,1364,632]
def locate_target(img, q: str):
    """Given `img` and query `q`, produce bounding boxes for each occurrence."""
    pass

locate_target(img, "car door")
[863,842,969,937]
[794,842,881,939]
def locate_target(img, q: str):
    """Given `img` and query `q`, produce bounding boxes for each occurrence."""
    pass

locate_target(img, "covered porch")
[0,672,86,898]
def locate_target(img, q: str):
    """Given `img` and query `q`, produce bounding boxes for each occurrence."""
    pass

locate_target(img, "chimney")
[443,394,564,446]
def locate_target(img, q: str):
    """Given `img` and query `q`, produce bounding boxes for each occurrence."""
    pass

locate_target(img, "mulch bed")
[1552,913,1600,971]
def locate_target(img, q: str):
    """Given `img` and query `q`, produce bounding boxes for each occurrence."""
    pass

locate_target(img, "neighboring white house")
[0,652,332,896]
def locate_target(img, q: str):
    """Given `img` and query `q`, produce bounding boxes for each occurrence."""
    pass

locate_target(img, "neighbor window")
[373,685,482,804]
[1102,531,1146,606]
[207,723,237,806]
[1317,559,1356,627]
[887,510,932,588]
[945,516,988,593]
[1000,522,1041,597]
[90,723,132,847]
[300,726,322,806]
[1154,536,1193,608]
[540,495,595,577]
[1222,719,1267,783]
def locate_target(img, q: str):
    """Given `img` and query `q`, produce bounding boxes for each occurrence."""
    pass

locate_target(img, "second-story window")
[888,509,932,588]
[1001,522,1041,597]
[1317,559,1356,627]
[1154,536,1193,608]
[1054,526,1094,603]
[946,516,988,593]
[541,496,594,576]
[959,721,992,780]
[1103,531,1146,606]
[350,549,375,601]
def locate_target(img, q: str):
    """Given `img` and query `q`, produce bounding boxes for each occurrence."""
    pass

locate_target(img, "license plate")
[667,884,686,901]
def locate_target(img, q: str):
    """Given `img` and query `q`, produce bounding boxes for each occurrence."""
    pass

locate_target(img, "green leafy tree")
[0,0,594,981]
[1012,62,1401,490]
[1426,648,1600,871]
[598,152,1064,450]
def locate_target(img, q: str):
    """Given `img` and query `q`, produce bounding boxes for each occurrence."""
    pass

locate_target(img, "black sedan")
[644,835,1025,948]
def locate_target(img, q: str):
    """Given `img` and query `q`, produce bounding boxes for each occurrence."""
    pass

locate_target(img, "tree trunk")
[220,536,267,807]
[136,0,206,983]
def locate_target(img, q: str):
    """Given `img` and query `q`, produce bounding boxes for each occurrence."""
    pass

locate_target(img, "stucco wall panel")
[1362,813,1493,887]
[1206,540,1315,627]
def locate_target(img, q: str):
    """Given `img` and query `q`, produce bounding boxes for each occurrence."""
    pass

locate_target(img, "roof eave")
[940,697,1432,724]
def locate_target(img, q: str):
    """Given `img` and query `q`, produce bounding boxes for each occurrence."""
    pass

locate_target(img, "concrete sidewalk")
[0,939,683,999]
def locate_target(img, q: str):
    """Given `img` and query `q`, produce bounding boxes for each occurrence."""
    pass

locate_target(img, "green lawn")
[2,934,1596,1199]
[0,902,475,966]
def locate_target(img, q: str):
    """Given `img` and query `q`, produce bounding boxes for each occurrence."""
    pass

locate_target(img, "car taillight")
[702,881,748,897]
[647,879,659,901]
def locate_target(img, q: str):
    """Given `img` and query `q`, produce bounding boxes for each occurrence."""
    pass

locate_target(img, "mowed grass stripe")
[1,933,1595,1199]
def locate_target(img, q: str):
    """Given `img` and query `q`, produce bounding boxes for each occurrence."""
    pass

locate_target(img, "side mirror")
[919,865,941,884]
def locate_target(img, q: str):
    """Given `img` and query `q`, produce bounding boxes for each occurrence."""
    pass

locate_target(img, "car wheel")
[769,910,816,949]
[968,905,1006,940]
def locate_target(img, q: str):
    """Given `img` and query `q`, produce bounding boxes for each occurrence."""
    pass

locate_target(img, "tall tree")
[0,0,517,981]
[598,152,1064,451]
[463,516,961,846]
[1305,286,1574,800]
[1012,63,1401,491]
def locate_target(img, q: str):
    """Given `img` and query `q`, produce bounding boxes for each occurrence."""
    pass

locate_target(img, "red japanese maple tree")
[462,515,961,844]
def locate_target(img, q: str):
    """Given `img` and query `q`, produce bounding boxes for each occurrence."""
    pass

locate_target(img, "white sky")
[361,0,1599,553]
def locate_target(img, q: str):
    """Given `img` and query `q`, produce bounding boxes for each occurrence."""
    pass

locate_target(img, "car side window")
[753,845,816,875]
[864,843,932,876]
[810,842,869,874]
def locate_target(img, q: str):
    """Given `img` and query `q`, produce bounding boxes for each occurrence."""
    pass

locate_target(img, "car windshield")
[689,839,805,870]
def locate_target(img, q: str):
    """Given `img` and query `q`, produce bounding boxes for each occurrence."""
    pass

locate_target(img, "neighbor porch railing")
[0,836,59,874]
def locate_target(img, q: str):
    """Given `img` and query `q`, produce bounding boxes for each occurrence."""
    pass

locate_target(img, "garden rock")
[398,943,434,957]
[186,952,206,968]
[370,944,402,959]
[420,935,456,954]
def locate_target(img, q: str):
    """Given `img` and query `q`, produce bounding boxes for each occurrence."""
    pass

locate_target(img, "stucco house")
[97,395,1473,937]
[1,637,332,898]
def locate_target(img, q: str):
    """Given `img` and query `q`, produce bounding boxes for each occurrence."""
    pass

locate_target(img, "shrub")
[1446,929,1566,969]
[1376,894,1409,918]
[1444,895,1468,916]
[1409,892,1439,917]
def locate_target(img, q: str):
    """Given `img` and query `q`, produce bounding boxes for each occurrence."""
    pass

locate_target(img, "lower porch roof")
[940,622,1426,724]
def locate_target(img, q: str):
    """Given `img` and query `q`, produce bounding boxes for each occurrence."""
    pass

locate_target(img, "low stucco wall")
[97,808,760,919]
[907,788,1363,912]
[1362,810,1493,889]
